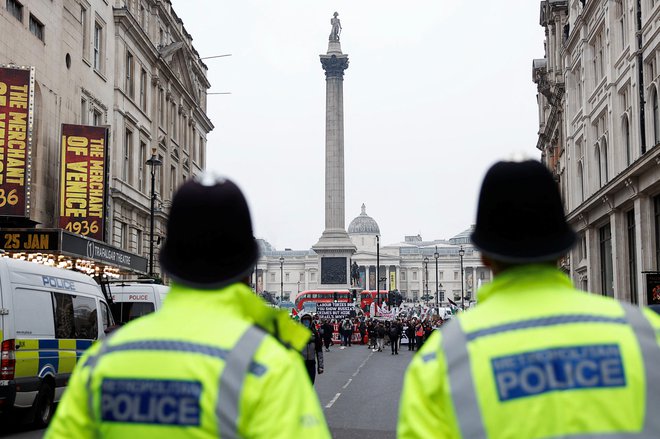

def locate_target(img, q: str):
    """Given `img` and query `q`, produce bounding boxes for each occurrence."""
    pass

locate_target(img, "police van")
[107,282,169,324]
[0,257,114,426]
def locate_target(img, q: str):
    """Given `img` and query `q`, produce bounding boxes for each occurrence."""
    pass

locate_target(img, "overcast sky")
[171,1,545,250]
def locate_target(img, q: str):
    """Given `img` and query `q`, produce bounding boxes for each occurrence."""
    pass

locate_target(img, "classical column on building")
[313,12,356,289]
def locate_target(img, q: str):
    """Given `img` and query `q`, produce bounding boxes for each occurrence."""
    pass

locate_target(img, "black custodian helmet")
[470,160,576,263]
[159,173,259,289]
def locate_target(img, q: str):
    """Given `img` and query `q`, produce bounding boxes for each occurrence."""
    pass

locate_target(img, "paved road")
[1,342,414,439]
[316,342,413,439]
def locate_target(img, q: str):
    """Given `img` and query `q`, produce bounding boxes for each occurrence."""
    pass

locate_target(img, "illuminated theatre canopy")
[0,228,147,275]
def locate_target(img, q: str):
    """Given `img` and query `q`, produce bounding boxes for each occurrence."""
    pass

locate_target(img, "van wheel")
[33,381,54,428]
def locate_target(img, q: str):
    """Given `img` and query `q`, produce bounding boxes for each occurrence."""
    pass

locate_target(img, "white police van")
[0,257,113,426]
[107,282,169,324]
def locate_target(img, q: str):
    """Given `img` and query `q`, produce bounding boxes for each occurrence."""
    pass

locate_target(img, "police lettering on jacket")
[492,344,626,401]
[100,379,202,426]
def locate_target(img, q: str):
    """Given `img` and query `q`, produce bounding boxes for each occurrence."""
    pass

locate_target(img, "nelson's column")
[312,12,357,289]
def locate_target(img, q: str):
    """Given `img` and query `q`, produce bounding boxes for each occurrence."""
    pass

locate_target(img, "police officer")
[398,160,660,438]
[46,174,331,438]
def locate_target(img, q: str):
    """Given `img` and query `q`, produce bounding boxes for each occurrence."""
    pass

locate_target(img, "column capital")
[320,54,349,79]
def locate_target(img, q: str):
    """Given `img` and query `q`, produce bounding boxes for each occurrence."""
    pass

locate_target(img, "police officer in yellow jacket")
[46,174,331,438]
[398,160,660,438]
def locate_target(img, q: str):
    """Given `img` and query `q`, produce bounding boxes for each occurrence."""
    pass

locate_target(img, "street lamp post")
[297,280,301,295]
[459,246,465,310]
[423,256,429,304]
[279,256,284,303]
[145,149,162,277]
[434,246,439,309]
[376,235,380,305]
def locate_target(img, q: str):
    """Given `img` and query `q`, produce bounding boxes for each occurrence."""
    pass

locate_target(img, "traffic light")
[351,289,357,301]
[333,292,338,302]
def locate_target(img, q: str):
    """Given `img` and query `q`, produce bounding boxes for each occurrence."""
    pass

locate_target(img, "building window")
[412,271,418,281]
[139,4,146,27]
[136,229,143,255]
[401,271,406,281]
[81,99,88,124]
[454,271,459,280]
[270,273,275,282]
[29,14,44,42]
[577,161,585,203]
[299,272,304,282]
[123,129,133,182]
[601,138,609,183]
[617,1,627,51]
[139,68,147,111]
[577,233,587,261]
[285,273,290,282]
[93,21,103,71]
[599,223,614,297]
[81,5,89,59]
[311,272,316,282]
[595,144,604,188]
[138,141,146,193]
[627,209,638,305]
[623,115,632,166]
[592,32,604,84]
[92,109,102,126]
[7,0,22,22]
[170,103,176,139]
[158,89,164,126]
[125,52,134,98]
[158,154,164,196]
[170,165,176,196]
[439,271,443,280]
[653,88,660,145]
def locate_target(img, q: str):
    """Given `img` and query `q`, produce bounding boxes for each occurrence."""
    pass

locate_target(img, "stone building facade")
[0,0,212,276]
[534,0,660,305]
[255,205,490,305]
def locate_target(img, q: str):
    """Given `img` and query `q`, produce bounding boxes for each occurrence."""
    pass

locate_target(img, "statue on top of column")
[329,12,342,42]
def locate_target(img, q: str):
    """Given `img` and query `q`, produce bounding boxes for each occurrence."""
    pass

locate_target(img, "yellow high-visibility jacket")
[398,265,660,438]
[46,282,331,439]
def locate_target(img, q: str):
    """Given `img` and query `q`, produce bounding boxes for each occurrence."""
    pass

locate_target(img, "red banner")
[59,124,108,241]
[0,66,33,217]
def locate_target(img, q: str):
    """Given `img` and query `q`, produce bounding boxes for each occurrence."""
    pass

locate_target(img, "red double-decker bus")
[360,290,388,312]
[294,290,352,312]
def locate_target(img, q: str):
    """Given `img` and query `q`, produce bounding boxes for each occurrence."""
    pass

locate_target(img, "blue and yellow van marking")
[14,339,95,378]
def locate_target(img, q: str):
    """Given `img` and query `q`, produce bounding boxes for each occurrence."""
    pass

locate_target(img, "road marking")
[342,378,352,389]
[352,351,374,377]
[326,392,341,408]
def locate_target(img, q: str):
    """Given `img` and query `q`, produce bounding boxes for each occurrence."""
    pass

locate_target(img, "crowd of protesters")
[303,314,447,353]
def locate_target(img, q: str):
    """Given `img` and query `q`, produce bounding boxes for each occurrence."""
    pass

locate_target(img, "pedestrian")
[368,319,377,349]
[398,160,660,438]
[46,175,331,439]
[341,318,352,347]
[376,321,386,352]
[321,319,334,351]
[359,318,367,345]
[414,321,424,350]
[300,314,324,384]
[406,320,416,351]
[389,320,400,355]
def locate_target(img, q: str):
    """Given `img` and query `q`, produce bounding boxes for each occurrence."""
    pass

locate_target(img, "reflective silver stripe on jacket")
[217,325,267,439]
[441,320,487,439]
[83,327,268,435]
[440,304,660,438]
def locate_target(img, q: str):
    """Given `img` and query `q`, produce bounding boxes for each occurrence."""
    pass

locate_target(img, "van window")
[54,293,98,339]
[13,288,55,337]
[110,302,155,324]
[100,301,112,331]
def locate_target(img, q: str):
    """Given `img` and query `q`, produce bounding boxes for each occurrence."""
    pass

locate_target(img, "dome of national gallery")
[348,204,380,235]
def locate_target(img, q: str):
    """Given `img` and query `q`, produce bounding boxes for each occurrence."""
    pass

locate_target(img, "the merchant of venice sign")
[0,65,35,218]
[59,124,109,241]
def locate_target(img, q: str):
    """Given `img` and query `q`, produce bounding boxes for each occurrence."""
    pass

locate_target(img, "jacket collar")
[164,282,311,351]
[476,264,574,304]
